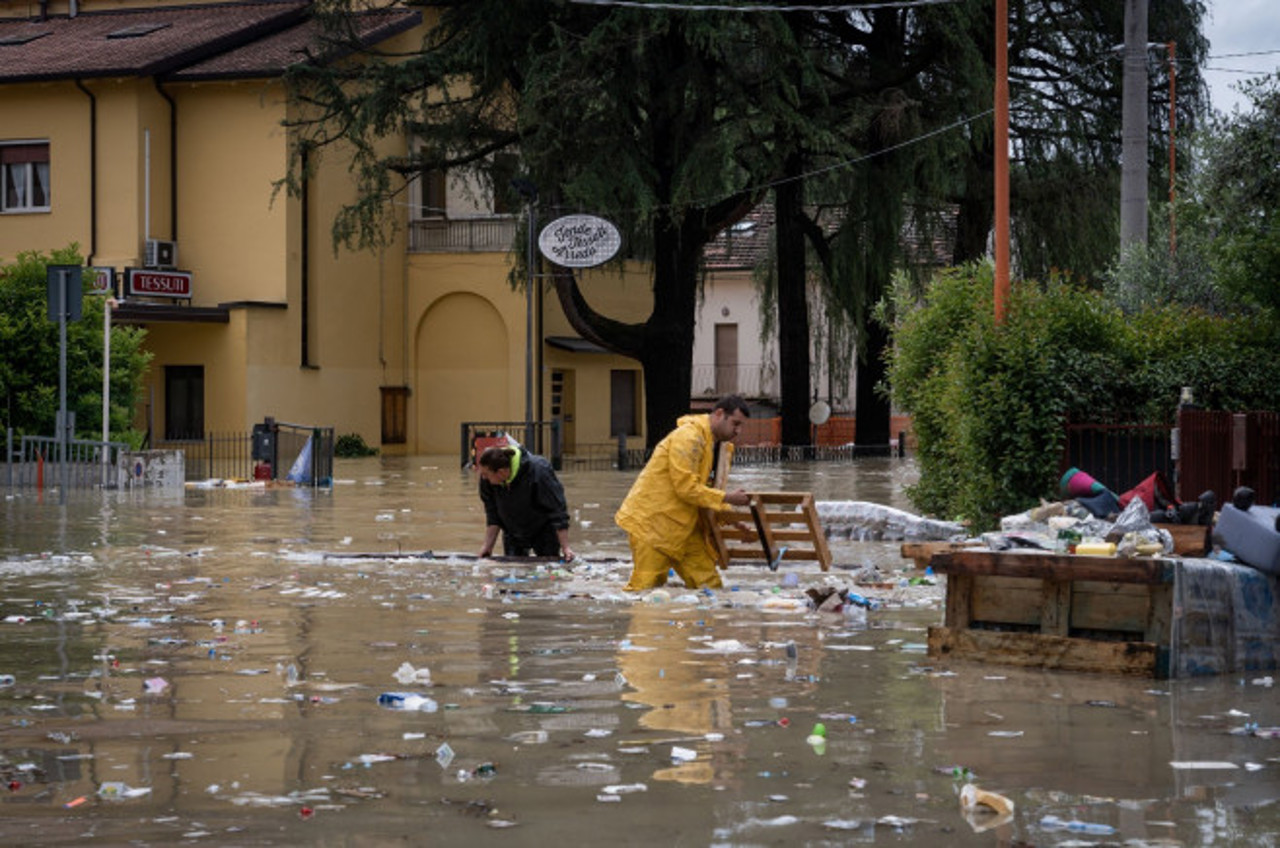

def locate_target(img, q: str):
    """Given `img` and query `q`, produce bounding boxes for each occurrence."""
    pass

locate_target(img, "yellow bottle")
[1075,541,1116,556]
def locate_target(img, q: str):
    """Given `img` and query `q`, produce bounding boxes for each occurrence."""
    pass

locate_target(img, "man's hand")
[724,489,750,507]
[479,547,493,558]
[561,547,576,563]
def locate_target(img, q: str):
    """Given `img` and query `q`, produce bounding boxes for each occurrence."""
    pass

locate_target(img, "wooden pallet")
[926,549,1175,678]
[706,491,833,571]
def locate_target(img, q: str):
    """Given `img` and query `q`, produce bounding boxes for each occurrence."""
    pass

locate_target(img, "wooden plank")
[944,573,974,629]
[802,494,833,572]
[1070,583,1151,633]
[702,442,734,568]
[927,626,1162,677]
[1041,579,1072,636]
[971,580,1042,625]
[1145,582,1173,645]
[932,551,1173,585]
[900,540,982,569]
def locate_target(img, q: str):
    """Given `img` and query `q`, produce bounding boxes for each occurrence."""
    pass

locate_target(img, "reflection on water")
[1,455,1278,845]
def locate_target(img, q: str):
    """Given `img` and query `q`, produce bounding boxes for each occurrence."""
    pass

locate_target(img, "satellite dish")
[808,400,831,426]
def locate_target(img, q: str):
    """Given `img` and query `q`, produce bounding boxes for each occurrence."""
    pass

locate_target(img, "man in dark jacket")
[476,444,574,561]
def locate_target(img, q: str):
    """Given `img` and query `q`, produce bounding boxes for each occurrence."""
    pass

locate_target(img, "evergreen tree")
[284,1,784,447]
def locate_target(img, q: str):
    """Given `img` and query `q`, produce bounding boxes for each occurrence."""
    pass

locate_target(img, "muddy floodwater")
[2,456,1278,846]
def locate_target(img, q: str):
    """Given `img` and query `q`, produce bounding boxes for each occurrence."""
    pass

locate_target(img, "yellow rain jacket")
[615,413,735,558]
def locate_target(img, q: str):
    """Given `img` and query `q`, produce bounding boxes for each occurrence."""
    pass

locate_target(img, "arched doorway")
[415,292,509,454]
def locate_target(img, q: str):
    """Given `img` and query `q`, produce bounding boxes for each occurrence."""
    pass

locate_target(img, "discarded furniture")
[707,491,833,571]
[927,549,1280,678]
[700,443,831,571]
[927,550,1176,678]
[1154,523,1210,557]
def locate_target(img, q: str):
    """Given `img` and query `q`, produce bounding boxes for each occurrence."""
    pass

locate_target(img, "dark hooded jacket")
[479,447,570,539]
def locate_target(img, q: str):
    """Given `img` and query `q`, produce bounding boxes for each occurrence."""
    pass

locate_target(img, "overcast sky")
[1202,0,1280,115]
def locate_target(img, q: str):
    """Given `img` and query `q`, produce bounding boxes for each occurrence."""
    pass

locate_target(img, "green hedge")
[885,263,1280,531]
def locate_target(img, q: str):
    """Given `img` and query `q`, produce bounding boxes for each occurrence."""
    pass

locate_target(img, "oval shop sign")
[537,214,622,268]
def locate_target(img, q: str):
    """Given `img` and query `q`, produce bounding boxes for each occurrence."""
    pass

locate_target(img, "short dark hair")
[477,445,516,471]
[713,394,750,417]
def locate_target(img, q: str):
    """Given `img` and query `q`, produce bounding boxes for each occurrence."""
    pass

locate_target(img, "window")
[2,142,50,212]
[418,167,445,219]
[165,365,204,440]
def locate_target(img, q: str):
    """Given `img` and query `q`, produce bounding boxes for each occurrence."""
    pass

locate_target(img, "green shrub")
[334,433,378,457]
[885,262,1280,531]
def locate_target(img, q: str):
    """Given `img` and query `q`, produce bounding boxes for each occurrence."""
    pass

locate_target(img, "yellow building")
[0,0,651,458]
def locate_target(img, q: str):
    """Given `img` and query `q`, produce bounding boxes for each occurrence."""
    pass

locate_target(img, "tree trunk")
[775,157,811,447]
[639,213,702,449]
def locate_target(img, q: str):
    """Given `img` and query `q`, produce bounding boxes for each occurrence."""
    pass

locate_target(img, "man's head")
[477,446,515,485]
[709,394,750,443]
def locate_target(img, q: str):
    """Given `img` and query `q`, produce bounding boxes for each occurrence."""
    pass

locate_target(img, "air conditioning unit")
[144,238,177,269]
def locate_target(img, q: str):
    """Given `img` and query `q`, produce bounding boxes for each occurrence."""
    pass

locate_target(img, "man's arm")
[668,425,745,509]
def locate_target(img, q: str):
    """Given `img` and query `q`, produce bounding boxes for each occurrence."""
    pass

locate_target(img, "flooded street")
[2,456,1279,846]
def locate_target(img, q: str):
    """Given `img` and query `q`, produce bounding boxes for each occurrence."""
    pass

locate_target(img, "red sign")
[126,268,193,299]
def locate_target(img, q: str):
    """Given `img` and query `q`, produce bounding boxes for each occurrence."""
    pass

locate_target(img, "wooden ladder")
[705,490,832,571]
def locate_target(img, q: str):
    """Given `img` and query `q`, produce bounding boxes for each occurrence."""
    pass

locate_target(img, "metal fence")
[1177,409,1280,507]
[6,430,129,491]
[155,432,256,482]
[1060,411,1280,509]
[461,421,563,468]
[1060,421,1175,498]
[155,421,334,486]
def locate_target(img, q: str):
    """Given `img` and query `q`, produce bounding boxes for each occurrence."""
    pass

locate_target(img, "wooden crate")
[927,550,1175,678]
[707,492,832,571]
[1156,523,1210,557]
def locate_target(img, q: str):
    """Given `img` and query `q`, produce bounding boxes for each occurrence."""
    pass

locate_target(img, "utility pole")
[1167,40,1177,254]
[994,0,1009,323]
[1120,0,1149,249]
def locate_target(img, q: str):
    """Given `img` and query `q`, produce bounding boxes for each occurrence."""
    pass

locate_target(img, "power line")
[569,0,957,11]
[1208,49,1280,60]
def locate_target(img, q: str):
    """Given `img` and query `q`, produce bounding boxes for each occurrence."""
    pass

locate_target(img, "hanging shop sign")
[537,214,622,268]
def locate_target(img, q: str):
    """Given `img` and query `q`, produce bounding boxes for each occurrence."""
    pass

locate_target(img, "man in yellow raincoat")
[616,395,751,590]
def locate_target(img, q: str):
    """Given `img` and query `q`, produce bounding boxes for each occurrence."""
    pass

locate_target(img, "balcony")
[691,363,778,401]
[409,216,518,253]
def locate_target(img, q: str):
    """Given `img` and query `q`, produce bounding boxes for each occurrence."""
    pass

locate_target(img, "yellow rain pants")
[616,413,734,591]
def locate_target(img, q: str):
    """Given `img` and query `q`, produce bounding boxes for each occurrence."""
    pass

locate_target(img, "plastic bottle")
[1074,542,1116,557]
[1039,815,1116,835]
[377,692,438,712]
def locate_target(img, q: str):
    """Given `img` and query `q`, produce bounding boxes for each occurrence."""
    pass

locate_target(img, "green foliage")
[886,263,1280,530]
[1102,234,1225,314]
[334,433,378,458]
[1179,73,1280,311]
[0,248,151,441]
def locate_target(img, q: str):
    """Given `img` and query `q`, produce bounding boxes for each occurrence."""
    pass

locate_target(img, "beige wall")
[0,82,93,261]
[1,12,659,459]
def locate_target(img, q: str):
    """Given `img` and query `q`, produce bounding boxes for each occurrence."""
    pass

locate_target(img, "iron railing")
[154,422,334,485]
[1060,421,1175,498]
[409,217,518,253]
[6,430,129,490]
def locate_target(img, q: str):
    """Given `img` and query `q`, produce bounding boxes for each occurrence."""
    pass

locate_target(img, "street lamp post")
[512,179,539,448]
